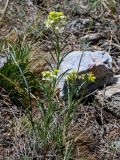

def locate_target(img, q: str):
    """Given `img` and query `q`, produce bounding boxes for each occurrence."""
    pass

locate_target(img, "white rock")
[58,50,113,96]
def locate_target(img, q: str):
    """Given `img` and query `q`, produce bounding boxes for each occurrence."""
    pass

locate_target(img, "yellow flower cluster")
[81,72,96,82]
[66,70,78,82]
[66,71,96,83]
[44,11,66,31]
[42,68,59,81]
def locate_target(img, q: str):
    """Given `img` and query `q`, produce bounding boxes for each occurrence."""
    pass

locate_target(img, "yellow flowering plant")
[41,68,60,99]
[88,72,96,82]
[44,11,67,69]
[53,68,59,76]
[66,70,78,83]
[45,11,66,32]
[42,68,59,81]
[66,71,96,83]
[81,72,96,82]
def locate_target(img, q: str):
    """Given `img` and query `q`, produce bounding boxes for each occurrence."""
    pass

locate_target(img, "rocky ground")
[0,0,120,159]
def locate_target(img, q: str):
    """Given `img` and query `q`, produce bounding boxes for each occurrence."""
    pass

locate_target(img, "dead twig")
[1,0,10,19]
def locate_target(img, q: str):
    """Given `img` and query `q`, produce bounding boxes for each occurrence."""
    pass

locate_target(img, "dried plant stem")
[1,0,10,19]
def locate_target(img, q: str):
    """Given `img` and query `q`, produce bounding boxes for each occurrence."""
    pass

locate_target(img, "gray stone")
[58,50,113,96]
[66,18,90,32]
[97,75,120,99]
[97,75,120,117]
[80,33,105,42]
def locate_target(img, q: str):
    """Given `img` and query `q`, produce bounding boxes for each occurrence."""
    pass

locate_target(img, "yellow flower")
[66,70,78,82]
[41,68,59,81]
[50,11,61,18]
[81,74,86,80]
[53,68,59,76]
[42,71,52,79]
[44,11,66,31]
[81,72,96,82]
[49,11,64,20]
[88,72,96,82]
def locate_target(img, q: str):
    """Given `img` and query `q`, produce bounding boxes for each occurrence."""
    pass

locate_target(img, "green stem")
[54,32,61,69]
